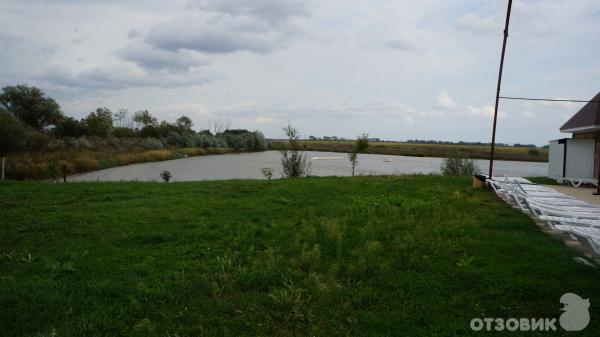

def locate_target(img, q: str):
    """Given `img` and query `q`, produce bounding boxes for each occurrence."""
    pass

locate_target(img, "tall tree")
[0,109,27,180]
[114,108,129,128]
[85,108,113,137]
[133,110,157,129]
[0,85,63,130]
[176,116,194,133]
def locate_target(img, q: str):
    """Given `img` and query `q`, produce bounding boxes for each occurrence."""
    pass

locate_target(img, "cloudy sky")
[1,0,599,145]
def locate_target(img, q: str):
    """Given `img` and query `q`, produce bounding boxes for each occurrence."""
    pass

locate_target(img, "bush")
[139,125,161,138]
[222,130,266,151]
[44,160,60,181]
[440,156,480,176]
[528,148,541,156]
[160,170,172,182]
[137,137,164,150]
[24,131,51,151]
[112,127,137,138]
[280,124,310,178]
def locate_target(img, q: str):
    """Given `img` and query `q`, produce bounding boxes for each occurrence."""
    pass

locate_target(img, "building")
[548,92,600,183]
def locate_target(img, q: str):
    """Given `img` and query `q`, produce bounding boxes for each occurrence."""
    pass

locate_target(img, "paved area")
[543,184,600,205]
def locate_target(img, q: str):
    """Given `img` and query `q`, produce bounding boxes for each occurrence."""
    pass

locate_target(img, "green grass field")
[1,176,597,336]
[270,140,548,162]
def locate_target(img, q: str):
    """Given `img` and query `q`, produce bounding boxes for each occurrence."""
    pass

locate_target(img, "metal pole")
[488,0,513,179]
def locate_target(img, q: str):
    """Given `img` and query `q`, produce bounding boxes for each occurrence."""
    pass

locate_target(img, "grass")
[270,140,548,162]
[1,176,598,336]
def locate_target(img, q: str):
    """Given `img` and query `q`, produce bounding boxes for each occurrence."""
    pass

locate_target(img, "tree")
[208,118,230,136]
[133,110,157,129]
[54,117,87,137]
[85,108,113,136]
[114,108,129,128]
[280,123,310,178]
[0,109,27,180]
[0,85,63,130]
[348,133,369,176]
[176,116,194,133]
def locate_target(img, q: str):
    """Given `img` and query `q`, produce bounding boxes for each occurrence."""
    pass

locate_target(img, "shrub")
[137,137,163,150]
[440,156,480,176]
[112,127,136,138]
[528,148,540,156]
[68,137,94,150]
[24,131,51,151]
[160,170,172,182]
[139,125,161,138]
[168,132,195,148]
[44,160,61,182]
[280,124,311,178]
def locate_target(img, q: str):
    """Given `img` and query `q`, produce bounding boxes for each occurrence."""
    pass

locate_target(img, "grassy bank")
[270,140,548,162]
[1,176,598,336]
[4,146,235,180]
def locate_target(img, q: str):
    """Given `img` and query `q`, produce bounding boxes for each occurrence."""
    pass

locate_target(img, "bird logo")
[559,293,590,331]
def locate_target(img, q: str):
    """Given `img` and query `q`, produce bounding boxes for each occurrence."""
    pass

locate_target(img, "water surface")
[70,150,548,182]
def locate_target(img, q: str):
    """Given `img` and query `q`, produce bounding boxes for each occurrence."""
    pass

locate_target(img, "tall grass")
[270,140,548,162]
[4,147,235,180]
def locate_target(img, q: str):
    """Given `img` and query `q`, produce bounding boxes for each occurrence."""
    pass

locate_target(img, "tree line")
[0,85,266,179]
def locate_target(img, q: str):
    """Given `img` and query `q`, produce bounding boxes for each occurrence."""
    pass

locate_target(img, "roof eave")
[560,125,600,133]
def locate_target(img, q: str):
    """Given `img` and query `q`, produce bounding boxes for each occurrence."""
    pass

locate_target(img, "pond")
[69,150,548,182]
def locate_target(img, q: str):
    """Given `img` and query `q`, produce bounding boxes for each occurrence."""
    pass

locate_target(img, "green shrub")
[280,124,311,178]
[44,160,60,182]
[160,170,172,182]
[440,156,479,176]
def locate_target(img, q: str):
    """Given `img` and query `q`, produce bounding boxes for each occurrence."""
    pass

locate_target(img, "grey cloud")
[145,0,309,54]
[117,42,209,72]
[187,0,309,23]
[146,15,287,54]
[39,63,214,91]
[385,36,426,54]
[127,29,142,40]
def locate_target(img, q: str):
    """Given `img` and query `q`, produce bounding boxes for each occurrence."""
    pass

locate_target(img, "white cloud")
[436,90,457,110]
[456,13,499,35]
[466,104,508,119]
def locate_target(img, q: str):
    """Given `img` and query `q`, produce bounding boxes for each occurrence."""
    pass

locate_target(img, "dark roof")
[560,91,600,132]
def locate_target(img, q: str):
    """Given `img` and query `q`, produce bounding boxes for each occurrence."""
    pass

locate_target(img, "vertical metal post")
[596,137,600,195]
[488,0,513,179]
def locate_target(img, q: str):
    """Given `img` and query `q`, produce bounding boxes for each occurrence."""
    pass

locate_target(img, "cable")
[499,96,600,103]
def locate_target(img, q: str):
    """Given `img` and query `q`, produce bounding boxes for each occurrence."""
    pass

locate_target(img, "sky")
[1,0,599,145]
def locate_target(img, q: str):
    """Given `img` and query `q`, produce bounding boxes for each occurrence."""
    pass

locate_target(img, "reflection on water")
[70,150,548,182]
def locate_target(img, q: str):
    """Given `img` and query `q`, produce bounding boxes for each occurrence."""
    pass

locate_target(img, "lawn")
[1,176,598,336]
